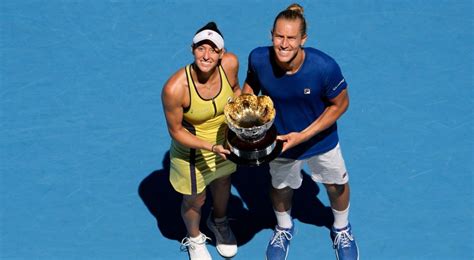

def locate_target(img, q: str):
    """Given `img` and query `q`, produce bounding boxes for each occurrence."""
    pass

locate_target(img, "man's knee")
[325,183,346,196]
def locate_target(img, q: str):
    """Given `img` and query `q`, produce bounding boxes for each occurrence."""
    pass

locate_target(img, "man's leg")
[271,186,294,229]
[266,158,302,260]
[325,182,350,229]
[307,143,358,260]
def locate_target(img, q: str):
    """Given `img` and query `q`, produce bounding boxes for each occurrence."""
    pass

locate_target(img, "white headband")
[192,29,224,50]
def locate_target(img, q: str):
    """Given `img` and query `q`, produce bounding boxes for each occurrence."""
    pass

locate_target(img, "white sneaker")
[206,215,238,258]
[181,233,212,260]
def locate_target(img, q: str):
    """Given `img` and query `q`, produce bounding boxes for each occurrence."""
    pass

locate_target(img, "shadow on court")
[138,151,333,246]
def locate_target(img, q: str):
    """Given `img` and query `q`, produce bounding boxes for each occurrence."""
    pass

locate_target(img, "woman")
[161,21,240,260]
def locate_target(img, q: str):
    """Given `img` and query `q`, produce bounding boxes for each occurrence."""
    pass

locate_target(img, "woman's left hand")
[212,144,231,160]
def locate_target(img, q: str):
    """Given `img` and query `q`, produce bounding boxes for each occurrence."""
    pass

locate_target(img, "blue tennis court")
[1,0,472,259]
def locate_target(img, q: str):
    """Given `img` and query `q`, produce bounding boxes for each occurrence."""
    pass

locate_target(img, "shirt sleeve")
[244,51,261,94]
[324,58,347,99]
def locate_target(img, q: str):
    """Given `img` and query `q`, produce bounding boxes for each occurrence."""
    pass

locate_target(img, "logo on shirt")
[304,88,311,94]
[332,78,345,91]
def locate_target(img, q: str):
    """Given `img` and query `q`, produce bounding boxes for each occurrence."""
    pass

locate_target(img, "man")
[242,4,359,260]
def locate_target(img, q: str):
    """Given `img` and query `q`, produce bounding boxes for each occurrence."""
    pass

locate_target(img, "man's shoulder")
[305,47,340,71]
[250,46,271,57]
[305,47,335,61]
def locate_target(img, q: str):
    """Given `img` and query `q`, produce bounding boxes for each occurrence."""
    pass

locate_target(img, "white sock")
[189,233,204,242]
[332,205,349,229]
[275,209,293,229]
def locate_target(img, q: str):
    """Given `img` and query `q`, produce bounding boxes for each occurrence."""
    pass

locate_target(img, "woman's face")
[192,42,222,73]
[272,18,307,64]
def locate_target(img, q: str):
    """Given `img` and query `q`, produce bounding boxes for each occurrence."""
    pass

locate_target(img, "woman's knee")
[211,175,231,187]
[271,186,294,198]
[182,192,206,210]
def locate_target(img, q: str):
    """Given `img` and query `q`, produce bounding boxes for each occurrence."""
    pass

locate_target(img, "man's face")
[272,19,307,64]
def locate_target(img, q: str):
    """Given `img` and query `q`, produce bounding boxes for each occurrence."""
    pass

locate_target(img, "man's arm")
[278,89,349,152]
[242,82,255,94]
[242,53,260,95]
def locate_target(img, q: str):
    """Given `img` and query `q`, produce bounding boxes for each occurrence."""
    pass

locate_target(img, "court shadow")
[137,151,251,244]
[138,151,187,240]
[231,165,334,242]
[138,151,333,247]
[292,172,334,229]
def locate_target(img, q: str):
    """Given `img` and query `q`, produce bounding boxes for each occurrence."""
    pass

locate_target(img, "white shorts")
[269,143,348,189]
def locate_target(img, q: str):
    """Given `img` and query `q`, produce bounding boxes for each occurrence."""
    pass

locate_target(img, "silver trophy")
[224,93,282,166]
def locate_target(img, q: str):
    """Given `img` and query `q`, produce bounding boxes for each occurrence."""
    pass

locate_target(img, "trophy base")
[226,125,283,166]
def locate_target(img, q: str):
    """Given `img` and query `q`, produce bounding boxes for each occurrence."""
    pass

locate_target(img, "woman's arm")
[161,70,215,152]
[221,52,241,96]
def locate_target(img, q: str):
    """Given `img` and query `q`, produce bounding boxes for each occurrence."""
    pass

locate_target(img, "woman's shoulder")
[222,52,238,64]
[221,52,239,71]
[162,66,188,97]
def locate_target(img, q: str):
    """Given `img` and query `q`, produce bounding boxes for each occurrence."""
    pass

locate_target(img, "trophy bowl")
[224,94,282,166]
